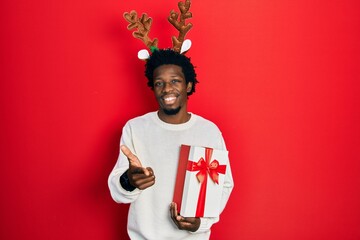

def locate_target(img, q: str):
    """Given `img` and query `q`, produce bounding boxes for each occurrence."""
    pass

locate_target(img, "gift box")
[173,145,228,217]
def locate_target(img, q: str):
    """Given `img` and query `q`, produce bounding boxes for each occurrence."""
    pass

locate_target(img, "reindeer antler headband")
[123,0,193,60]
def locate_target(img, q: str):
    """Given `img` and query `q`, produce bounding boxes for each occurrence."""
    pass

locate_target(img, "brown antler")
[123,10,158,49]
[168,0,193,52]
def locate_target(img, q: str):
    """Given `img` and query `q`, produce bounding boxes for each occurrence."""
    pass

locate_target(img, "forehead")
[153,64,184,78]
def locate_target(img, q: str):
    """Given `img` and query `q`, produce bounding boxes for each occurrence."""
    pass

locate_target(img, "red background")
[1,0,360,239]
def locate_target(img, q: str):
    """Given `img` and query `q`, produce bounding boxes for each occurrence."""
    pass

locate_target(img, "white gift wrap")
[180,146,228,217]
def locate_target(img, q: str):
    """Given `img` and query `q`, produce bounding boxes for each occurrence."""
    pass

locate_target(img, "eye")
[171,79,181,84]
[154,81,164,87]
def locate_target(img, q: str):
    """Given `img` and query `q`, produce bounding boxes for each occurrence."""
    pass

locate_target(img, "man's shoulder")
[128,111,155,121]
[192,113,222,132]
[125,112,156,126]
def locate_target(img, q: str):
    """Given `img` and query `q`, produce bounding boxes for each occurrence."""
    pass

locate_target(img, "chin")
[163,106,181,115]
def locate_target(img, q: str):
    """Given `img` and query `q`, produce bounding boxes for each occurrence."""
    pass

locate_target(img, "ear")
[186,82,193,93]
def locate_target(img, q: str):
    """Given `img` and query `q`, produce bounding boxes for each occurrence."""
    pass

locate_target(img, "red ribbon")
[186,147,227,217]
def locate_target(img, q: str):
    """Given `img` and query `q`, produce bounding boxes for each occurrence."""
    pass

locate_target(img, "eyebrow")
[154,75,183,80]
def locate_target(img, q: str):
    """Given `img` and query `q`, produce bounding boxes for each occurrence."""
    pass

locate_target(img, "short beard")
[163,106,181,115]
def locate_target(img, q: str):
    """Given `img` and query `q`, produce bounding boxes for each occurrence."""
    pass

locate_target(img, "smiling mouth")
[163,96,177,105]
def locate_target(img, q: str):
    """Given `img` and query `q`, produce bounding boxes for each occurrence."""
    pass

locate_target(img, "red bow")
[187,155,226,184]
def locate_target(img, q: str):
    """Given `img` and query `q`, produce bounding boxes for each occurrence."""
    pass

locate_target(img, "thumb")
[120,145,142,168]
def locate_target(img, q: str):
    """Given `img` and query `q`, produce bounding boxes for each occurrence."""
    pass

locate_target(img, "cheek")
[153,88,161,96]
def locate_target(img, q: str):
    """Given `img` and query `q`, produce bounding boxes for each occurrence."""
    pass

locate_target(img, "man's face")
[153,64,192,115]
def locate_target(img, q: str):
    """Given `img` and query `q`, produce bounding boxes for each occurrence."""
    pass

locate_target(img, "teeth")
[164,97,176,102]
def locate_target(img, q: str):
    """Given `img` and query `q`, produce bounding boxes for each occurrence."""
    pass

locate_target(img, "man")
[108,49,234,240]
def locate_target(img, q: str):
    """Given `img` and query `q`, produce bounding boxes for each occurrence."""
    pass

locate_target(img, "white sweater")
[108,112,234,240]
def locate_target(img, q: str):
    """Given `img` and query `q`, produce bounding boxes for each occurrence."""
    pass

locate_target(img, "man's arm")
[108,124,155,203]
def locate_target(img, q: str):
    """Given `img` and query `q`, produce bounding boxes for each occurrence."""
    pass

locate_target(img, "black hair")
[145,49,198,96]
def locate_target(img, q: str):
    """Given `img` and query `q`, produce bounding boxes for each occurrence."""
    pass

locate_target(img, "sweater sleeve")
[108,122,142,203]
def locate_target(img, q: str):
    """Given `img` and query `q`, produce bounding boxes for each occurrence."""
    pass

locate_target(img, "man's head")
[145,49,198,96]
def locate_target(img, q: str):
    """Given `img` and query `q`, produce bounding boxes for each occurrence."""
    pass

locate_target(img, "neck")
[157,109,191,124]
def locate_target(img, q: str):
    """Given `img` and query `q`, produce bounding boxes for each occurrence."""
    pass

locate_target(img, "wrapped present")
[173,145,228,217]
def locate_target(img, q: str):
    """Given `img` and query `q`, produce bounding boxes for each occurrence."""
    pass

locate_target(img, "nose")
[162,82,174,93]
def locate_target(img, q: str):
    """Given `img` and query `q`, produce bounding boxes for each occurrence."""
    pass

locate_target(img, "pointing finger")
[120,145,142,168]
[120,145,135,159]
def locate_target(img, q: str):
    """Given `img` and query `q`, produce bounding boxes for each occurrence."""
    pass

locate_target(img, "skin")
[121,64,200,232]
[170,202,200,232]
[153,64,193,124]
[121,145,155,190]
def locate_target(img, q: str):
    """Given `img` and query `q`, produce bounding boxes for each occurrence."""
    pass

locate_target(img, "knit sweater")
[108,112,234,240]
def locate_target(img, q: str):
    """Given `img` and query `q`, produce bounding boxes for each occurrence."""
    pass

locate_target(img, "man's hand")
[170,202,200,232]
[120,145,155,190]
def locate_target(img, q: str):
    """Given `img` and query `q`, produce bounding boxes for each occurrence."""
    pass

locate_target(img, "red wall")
[1,0,360,239]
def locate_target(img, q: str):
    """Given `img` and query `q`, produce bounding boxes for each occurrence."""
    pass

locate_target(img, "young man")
[108,49,234,240]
